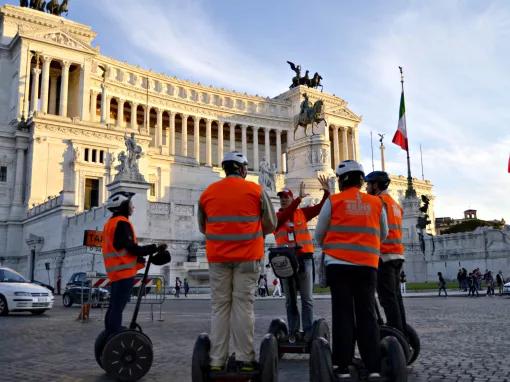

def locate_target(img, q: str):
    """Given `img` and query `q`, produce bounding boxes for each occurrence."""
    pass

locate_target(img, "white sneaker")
[368,372,381,380]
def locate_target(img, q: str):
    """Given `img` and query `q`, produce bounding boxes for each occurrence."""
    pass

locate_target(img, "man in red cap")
[274,175,330,342]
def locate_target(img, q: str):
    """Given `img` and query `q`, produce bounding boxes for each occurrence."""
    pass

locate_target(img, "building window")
[84,148,89,162]
[84,178,99,210]
[0,166,6,182]
[99,150,104,164]
[92,149,97,163]
[149,183,156,197]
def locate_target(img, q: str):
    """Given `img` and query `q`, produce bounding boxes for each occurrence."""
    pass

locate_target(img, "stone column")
[193,116,200,162]
[156,108,163,147]
[264,127,270,164]
[217,121,224,164]
[276,129,282,173]
[49,76,58,115]
[206,119,212,166]
[341,127,348,161]
[181,114,188,156]
[117,98,124,128]
[332,126,340,168]
[105,96,111,126]
[170,112,176,155]
[130,102,138,130]
[229,123,236,151]
[253,127,259,171]
[12,147,25,204]
[89,90,96,122]
[40,56,50,114]
[59,61,70,117]
[353,127,360,161]
[241,124,247,157]
[100,86,108,125]
[30,67,41,113]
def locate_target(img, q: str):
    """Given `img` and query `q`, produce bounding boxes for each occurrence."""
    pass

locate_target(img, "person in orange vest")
[315,160,388,379]
[102,191,166,337]
[275,175,330,342]
[365,171,408,334]
[198,151,277,372]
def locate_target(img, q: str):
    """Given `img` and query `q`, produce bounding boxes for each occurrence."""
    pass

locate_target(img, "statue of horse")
[58,0,69,16]
[293,99,327,139]
[309,72,323,91]
[46,0,59,14]
[20,0,29,7]
[299,70,310,87]
[30,0,46,11]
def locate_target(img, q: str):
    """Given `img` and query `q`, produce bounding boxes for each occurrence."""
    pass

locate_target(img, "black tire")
[405,324,420,364]
[94,330,108,369]
[379,325,411,364]
[62,293,73,307]
[309,337,335,382]
[259,333,278,382]
[311,318,330,343]
[101,330,153,381]
[268,318,288,339]
[0,295,9,316]
[30,310,46,315]
[380,336,407,382]
[191,333,210,382]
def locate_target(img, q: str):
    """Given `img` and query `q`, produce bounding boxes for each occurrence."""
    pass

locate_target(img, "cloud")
[93,0,286,95]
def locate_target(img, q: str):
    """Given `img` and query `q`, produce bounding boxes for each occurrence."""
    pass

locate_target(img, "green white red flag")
[392,90,408,151]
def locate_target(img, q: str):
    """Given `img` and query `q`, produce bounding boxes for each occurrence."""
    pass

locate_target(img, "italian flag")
[392,90,408,151]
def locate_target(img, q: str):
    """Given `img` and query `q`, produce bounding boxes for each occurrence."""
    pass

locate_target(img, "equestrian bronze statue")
[294,93,327,139]
[21,0,69,16]
[286,61,324,91]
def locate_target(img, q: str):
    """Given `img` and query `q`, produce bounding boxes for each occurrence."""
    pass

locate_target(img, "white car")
[503,281,510,295]
[0,267,54,315]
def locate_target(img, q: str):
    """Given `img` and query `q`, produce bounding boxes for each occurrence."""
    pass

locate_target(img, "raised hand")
[299,181,309,198]
[318,174,330,192]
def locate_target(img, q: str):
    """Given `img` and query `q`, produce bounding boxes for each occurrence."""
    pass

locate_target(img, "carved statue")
[294,93,327,139]
[378,133,385,145]
[287,61,324,90]
[113,133,145,182]
[46,0,59,14]
[20,0,29,7]
[258,159,276,193]
[23,0,69,16]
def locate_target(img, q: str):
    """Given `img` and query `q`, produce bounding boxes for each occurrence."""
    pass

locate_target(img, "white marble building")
[0,5,439,287]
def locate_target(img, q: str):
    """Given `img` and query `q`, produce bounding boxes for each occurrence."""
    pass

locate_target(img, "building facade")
[0,5,436,286]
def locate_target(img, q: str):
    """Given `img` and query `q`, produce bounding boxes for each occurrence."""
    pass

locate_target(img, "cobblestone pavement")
[1,295,509,381]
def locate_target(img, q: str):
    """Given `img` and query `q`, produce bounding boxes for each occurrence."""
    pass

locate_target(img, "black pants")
[105,277,134,336]
[438,286,447,296]
[327,264,380,373]
[377,259,407,333]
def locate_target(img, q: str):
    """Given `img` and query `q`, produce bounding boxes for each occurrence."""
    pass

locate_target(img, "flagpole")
[400,66,417,198]
[420,143,424,180]
[370,131,375,171]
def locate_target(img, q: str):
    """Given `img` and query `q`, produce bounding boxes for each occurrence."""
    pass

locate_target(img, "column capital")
[206,118,212,125]
[61,60,71,69]
[264,127,271,133]
[275,129,281,136]
[32,67,41,75]
[41,55,51,64]
[241,124,247,130]
[181,113,189,119]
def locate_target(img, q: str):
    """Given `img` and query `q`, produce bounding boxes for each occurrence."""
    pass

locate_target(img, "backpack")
[268,247,299,279]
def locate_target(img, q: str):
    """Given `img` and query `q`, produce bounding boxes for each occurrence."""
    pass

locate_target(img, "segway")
[94,249,171,381]
[266,247,331,358]
[310,335,407,382]
[375,301,420,365]
[191,332,279,382]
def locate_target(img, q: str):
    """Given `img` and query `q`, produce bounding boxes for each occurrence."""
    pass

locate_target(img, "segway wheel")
[192,333,211,382]
[380,336,407,382]
[259,333,278,382]
[309,337,335,382]
[94,330,108,369]
[379,325,411,364]
[268,318,288,340]
[311,318,330,343]
[101,330,153,382]
[405,324,420,364]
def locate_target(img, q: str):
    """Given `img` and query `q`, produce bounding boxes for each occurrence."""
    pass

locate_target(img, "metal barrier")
[129,275,166,322]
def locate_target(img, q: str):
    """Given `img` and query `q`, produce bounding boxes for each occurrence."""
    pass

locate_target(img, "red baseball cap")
[277,188,294,198]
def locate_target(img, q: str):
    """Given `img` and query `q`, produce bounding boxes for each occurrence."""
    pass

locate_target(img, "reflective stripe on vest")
[200,177,264,262]
[101,216,143,282]
[273,209,315,254]
[380,193,404,256]
[322,188,383,268]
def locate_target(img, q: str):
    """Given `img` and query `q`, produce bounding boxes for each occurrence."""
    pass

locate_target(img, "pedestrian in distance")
[175,277,182,298]
[198,151,277,372]
[496,271,504,296]
[258,275,266,297]
[484,271,495,296]
[272,278,282,297]
[437,272,447,297]
[184,278,190,297]
[400,270,407,294]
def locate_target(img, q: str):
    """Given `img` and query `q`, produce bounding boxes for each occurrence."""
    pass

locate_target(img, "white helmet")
[106,191,134,211]
[221,151,248,166]
[336,160,364,177]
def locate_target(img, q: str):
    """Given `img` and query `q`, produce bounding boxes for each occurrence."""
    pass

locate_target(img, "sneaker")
[333,366,351,379]
[209,365,223,372]
[240,361,256,372]
[368,372,382,380]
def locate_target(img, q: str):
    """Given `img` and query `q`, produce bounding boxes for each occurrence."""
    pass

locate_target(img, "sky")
[4,0,509,221]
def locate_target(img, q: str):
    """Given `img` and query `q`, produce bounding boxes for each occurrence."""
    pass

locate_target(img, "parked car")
[31,280,55,294]
[62,272,110,307]
[0,267,54,315]
[503,281,510,295]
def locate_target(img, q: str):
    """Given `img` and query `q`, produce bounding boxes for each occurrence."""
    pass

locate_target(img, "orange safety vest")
[322,187,383,269]
[274,209,314,254]
[200,176,264,263]
[379,193,404,255]
[102,216,143,282]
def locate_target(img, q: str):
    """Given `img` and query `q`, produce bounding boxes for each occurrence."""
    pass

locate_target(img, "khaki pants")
[209,260,260,366]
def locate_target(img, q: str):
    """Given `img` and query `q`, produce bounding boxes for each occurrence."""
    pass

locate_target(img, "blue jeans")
[105,277,134,336]
[282,258,314,335]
